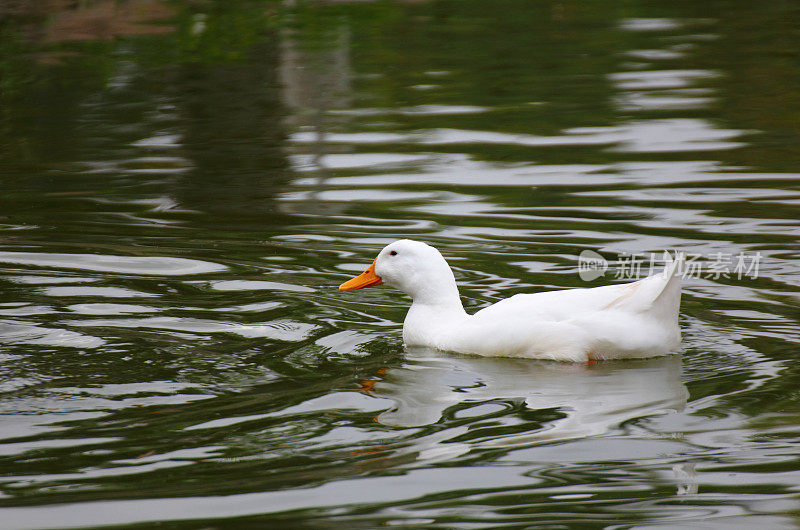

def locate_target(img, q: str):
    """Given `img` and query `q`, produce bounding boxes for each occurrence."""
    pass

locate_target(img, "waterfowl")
[339,240,682,362]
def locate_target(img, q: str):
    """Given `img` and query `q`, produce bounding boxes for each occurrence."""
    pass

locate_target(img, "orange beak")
[339,259,383,291]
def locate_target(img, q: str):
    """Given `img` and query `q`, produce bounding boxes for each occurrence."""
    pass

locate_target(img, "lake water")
[1,1,800,528]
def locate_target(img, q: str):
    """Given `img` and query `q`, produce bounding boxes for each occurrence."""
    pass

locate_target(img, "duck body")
[340,240,682,362]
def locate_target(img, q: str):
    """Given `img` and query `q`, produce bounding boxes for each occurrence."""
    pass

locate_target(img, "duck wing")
[474,253,683,322]
[442,255,683,361]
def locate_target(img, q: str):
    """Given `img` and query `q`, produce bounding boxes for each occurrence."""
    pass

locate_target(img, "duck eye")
[390,250,397,256]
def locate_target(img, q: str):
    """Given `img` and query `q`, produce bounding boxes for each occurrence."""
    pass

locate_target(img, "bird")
[339,239,682,362]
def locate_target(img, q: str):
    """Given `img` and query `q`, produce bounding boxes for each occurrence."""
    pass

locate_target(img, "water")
[1,1,799,527]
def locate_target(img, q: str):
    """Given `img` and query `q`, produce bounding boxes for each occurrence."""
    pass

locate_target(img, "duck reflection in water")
[361,349,688,449]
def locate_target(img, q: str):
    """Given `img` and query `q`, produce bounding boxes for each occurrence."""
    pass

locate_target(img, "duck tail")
[650,251,683,322]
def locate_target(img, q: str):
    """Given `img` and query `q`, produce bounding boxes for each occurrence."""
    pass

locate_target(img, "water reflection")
[374,350,688,440]
[0,252,226,275]
[175,37,290,215]
[1,0,800,528]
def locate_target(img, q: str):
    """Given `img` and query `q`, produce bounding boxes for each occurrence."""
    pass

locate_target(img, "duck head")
[339,239,461,306]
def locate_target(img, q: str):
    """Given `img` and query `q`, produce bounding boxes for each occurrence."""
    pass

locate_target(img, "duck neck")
[407,271,465,311]
[402,260,464,313]
[407,275,466,318]
[403,282,466,347]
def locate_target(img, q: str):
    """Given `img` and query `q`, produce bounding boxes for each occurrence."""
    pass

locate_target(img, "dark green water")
[1,1,800,527]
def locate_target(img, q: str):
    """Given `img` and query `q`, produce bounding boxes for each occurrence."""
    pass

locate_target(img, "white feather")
[367,240,683,361]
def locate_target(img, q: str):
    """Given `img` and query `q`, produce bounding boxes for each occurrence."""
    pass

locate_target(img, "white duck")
[339,240,682,362]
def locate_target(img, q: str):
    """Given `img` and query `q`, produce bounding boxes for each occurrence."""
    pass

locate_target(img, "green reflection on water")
[0,1,799,528]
